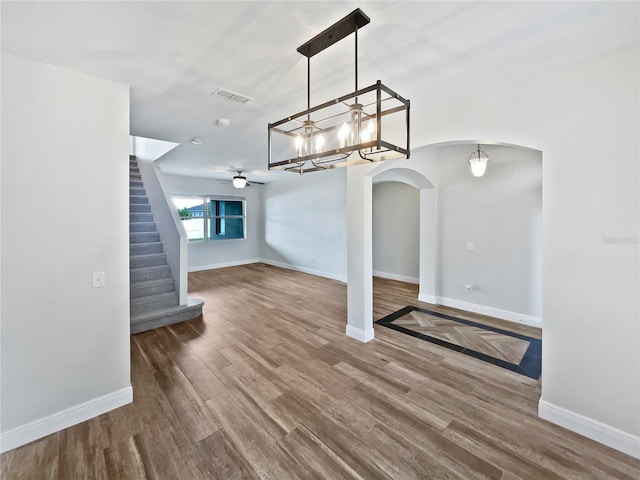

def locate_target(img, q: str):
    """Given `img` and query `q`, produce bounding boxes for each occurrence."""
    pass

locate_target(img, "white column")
[418,188,439,304]
[346,168,374,342]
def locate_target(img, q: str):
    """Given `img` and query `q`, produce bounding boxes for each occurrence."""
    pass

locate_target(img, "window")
[173,196,245,242]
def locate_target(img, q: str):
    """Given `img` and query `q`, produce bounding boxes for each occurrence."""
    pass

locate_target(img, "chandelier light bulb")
[315,135,325,153]
[338,122,350,148]
[361,119,375,143]
[295,135,304,156]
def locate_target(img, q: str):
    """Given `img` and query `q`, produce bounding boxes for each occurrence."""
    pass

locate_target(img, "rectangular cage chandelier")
[268,9,410,174]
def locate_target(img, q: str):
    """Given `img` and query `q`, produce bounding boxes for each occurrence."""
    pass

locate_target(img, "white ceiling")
[2,1,638,183]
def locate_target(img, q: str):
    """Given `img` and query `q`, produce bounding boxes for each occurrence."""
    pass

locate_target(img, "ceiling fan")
[209,167,266,188]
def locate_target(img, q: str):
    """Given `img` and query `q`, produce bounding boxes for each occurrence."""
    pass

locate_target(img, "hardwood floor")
[2,264,639,479]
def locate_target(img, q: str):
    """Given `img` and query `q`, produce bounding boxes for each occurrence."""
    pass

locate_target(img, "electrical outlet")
[93,271,105,288]
[466,242,476,250]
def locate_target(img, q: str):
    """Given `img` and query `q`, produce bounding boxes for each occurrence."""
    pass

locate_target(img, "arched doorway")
[345,141,542,342]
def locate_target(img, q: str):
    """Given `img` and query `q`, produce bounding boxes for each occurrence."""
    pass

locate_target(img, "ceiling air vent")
[211,87,253,104]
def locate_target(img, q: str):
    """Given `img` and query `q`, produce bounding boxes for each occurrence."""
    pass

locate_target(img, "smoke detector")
[216,118,231,127]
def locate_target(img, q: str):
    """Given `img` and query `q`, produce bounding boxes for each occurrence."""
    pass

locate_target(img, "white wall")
[163,174,263,271]
[347,46,639,457]
[437,144,542,321]
[372,182,420,283]
[1,54,132,451]
[425,48,639,447]
[262,168,347,282]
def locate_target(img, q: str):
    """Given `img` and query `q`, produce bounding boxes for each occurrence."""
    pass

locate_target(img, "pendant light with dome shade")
[468,144,489,177]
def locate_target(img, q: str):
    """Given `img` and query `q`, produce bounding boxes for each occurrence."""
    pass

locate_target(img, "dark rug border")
[375,306,541,380]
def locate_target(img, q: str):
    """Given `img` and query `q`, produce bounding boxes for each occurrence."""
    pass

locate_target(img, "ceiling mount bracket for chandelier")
[268,8,410,174]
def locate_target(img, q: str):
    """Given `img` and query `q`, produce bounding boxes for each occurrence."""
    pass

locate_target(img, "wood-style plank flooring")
[2,264,639,479]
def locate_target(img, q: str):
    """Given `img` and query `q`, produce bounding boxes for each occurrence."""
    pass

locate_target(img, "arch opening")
[346,139,543,344]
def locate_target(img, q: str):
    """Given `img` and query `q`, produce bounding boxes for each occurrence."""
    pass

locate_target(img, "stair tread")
[130,264,169,272]
[130,291,178,306]
[130,298,204,323]
[130,277,174,288]
[130,225,157,233]
[130,233,158,238]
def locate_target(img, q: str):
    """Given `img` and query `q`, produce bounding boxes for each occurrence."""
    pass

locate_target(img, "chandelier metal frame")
[268,9,410,174]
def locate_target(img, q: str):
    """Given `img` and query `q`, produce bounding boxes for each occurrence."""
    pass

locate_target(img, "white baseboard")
[0,386,133,454]
[346,325,375,343]
[260,258,347,283]
[434,296,542,328]
[188,258,260,272]
[418,293,437,304]
[538,399,640,460]
[373,270,419,285]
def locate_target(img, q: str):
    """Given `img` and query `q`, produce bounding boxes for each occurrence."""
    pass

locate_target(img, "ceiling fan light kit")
[268,8,410,174]
[232,172,248,189]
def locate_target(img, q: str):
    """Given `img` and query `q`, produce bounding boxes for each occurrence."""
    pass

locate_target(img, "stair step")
[130,195,148,204]
[130,167,140,173]
[130,253,167,268]
[130,242,163,256]
[130,212,154,223]
[130,277,175,298]
[130,204,151,213]
[130,291,179,315]
[130,187,146,196]
[130,222,157,233]
[130,181,144,189]
[130,265,172,283]
[131,298,204,334]
[130,174,142,181]
[130,232,160,244]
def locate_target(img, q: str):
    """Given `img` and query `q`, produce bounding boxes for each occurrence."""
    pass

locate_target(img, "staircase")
[129,156,203,334]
